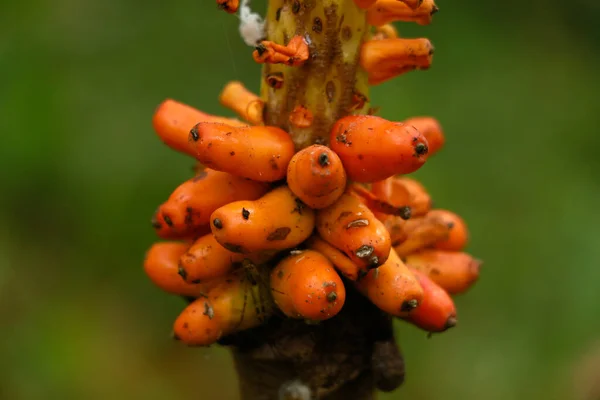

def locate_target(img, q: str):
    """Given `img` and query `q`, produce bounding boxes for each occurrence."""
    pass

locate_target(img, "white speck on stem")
[239,0,265,46]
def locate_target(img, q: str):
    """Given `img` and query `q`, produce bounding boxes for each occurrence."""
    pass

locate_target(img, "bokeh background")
[2,0,600,399]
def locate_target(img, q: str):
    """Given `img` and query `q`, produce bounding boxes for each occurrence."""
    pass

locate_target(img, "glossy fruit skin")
[330,115,429,183]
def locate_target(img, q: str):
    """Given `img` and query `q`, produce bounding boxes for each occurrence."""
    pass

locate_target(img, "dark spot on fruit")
[267,227,291,241]
[277,270,284,279]
[242,208,250,220]
[369,256,380,268]
[223,243,247,253]
[213,218,223,229]
[191,279,202,284]
[184,207,194,225]
[401,299,419,312]
[182,322,189,329]
[275,7,282,20]
[190,125,199,141]
[337,211,352,221]
[163,215,173,227]
[355,245,374,259]
[399,206,412,220]
[430,268,441,275]
[269,158,279,170]
[230,151,235,156]
[151,213,162,229]
[178,265,188,280]
[292,197,306,214]
[203,302,215,319]
[192,170,208,181]
[292,0,301,14]
[326,291,337,303]
[414,142,428,156]
[318,152,330,167]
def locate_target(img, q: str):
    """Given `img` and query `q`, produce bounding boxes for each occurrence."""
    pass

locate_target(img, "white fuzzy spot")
[239,0,265,46]
[278,380,312,400]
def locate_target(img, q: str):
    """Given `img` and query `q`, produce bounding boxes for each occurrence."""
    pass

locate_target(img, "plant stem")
[260,0,370,150]
[226,2,404,398]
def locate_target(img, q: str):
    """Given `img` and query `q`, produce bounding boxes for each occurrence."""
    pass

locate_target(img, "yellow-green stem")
[260,0,371,149]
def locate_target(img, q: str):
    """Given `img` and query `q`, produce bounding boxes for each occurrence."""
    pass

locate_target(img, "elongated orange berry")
[306,236,361,281]
[370,178,412,221]
[173,269,273,346]
[217,0,239,13]
[356,248,423,317]
[178,233,241,284]
[271,250,345,321]
[154,169,270,238]
[190,123,295,182]
[361,38,434,85]
[404,250,481,294]
[403,117,444,156]
[367,0,439,27]
[179,233,272,284]
[382,215,408,245]
[330,115,429,183]
[427,210,469,251]
[210,186,315,253]
[373,177,432,217]
[287,145,347,209]
[144,242,208,297]
[153,99,246,157]
[316,192,391,270]
[404,269,457,333]
[350,183,411,219]
[219,81,264,125]
[253,36,309,67]
[393,215,450,256]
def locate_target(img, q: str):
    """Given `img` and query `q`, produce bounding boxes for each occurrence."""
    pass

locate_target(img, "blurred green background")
[2,0,600,399]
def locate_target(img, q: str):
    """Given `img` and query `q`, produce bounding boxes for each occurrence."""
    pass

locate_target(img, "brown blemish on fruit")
[267,227,292,241]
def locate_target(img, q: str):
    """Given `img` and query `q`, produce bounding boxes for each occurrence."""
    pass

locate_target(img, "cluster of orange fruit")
[143,0,480,347]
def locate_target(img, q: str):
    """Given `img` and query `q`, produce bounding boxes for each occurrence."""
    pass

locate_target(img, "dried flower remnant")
[253,35,309,67]
[367,0,439,27]
[217,0,239,13]
[361,38,434,85]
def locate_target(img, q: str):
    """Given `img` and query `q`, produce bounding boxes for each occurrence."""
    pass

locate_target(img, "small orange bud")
[367,0,439,27]
[219,81,265,125]
[361,38,434,85]
[372,24,399,40]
